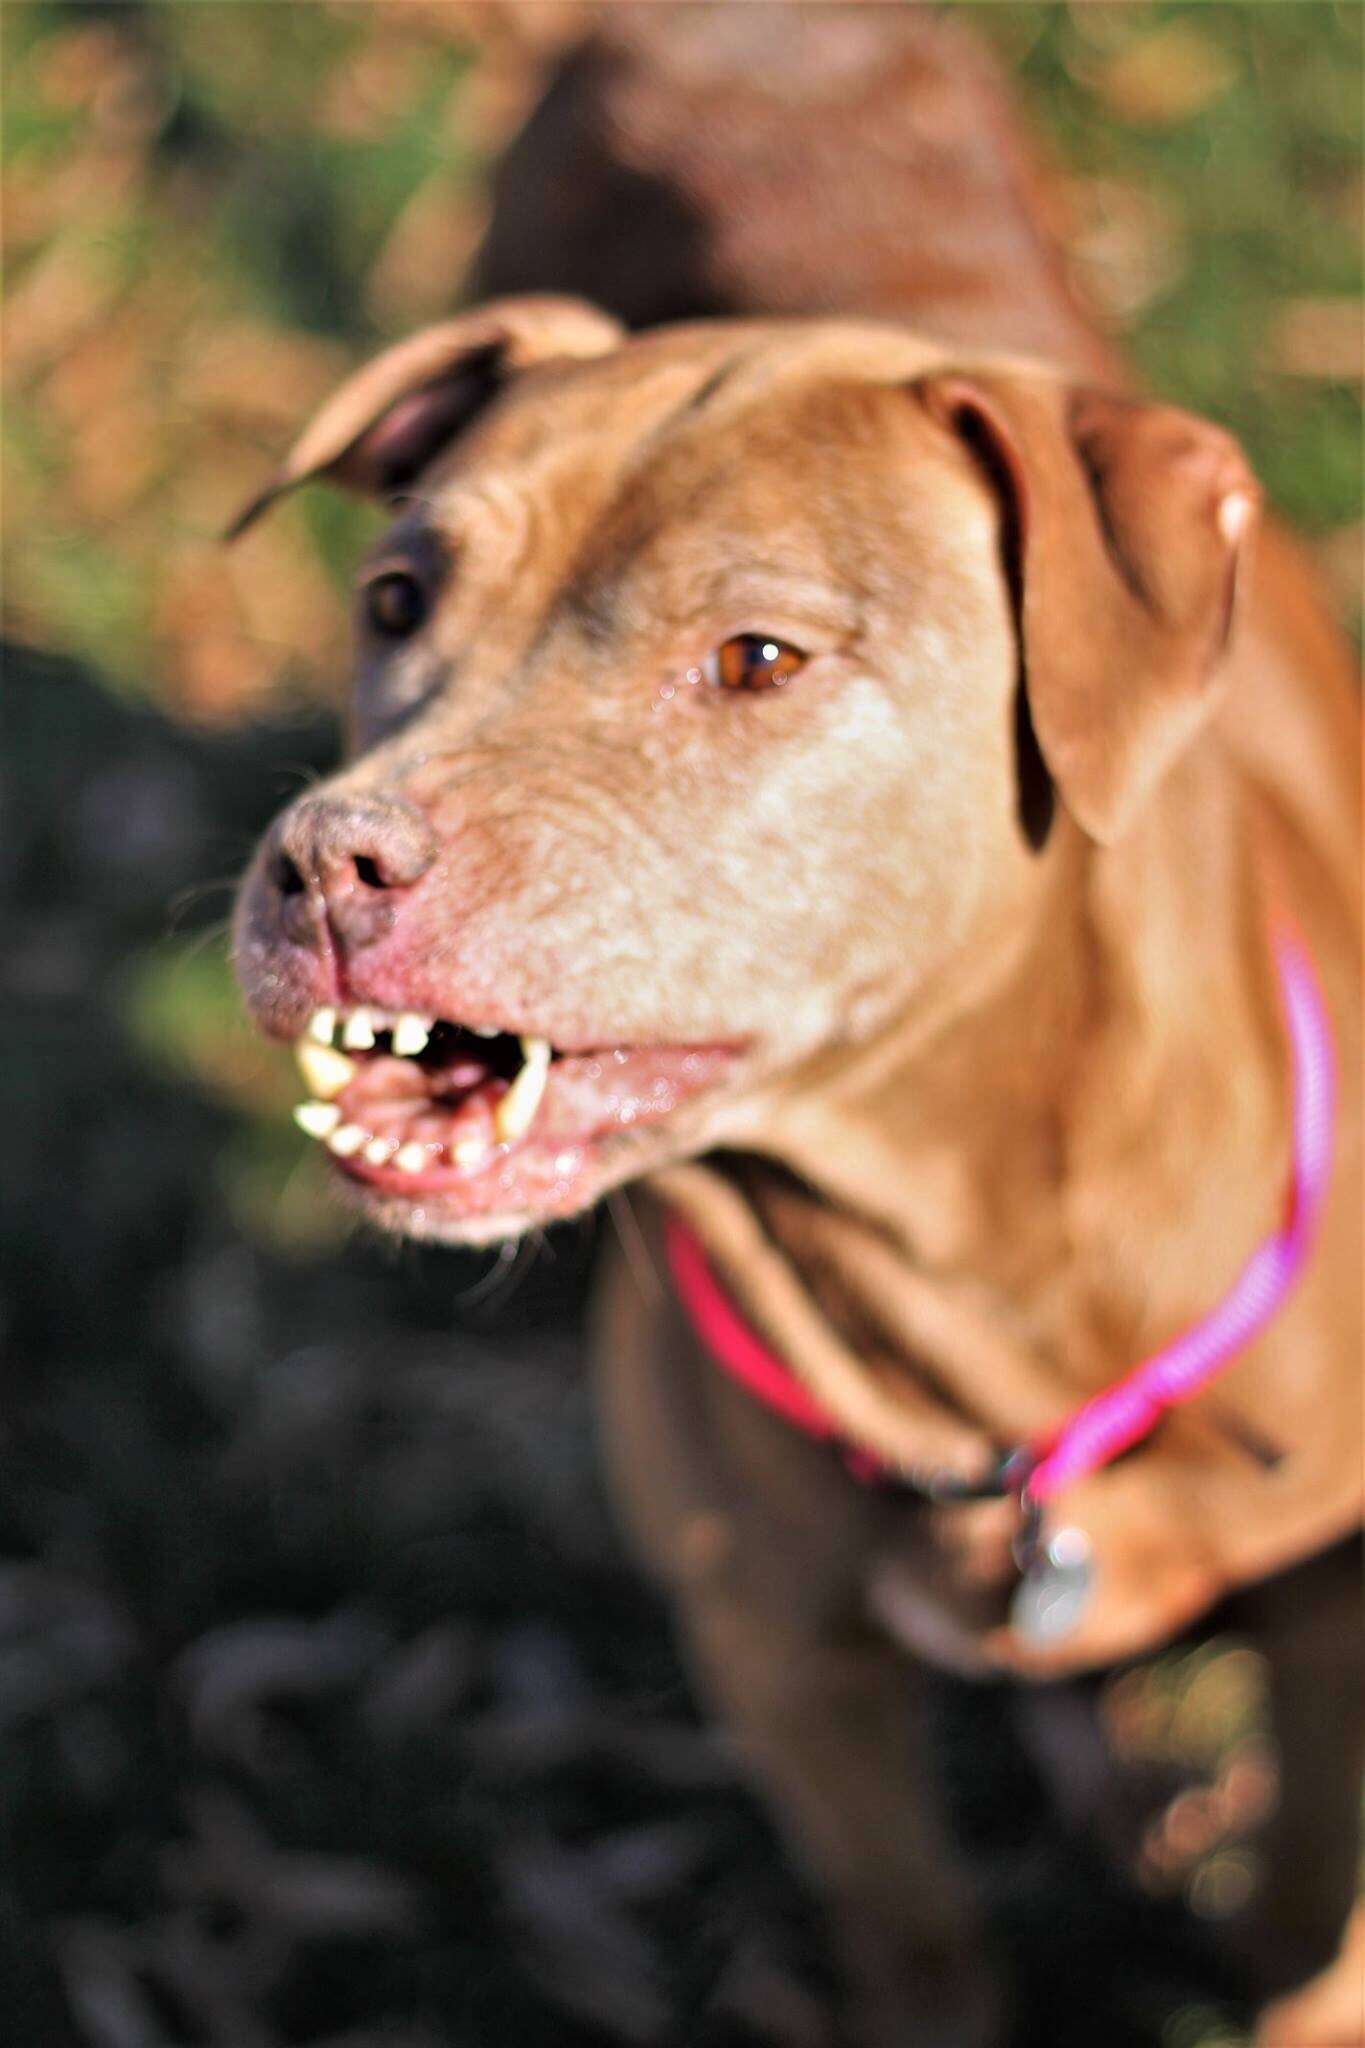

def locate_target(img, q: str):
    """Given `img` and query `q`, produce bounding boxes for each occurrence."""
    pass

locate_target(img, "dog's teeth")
[342,1009,376,1051]
[363,1135,399,1166]
[327,1123,367,1157]
[472,1025,499,1038]
[293,1100,340,1139]
[493,1035,552,1144]
[393,1141,429,1173]
[452,1133,490,1170]
[295,1041,357,1100]
[391,1012,432,1058]
[307,1008,338,1045]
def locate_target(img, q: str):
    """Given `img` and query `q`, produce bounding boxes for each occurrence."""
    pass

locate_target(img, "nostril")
[269,794,436,943]
[271,851,306,898]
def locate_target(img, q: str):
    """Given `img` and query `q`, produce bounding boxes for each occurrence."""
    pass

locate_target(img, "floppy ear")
[225,295,624,539]
[916,369,1260,843]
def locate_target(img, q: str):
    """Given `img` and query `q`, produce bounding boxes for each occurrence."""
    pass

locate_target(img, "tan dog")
[232,11,1361,2043]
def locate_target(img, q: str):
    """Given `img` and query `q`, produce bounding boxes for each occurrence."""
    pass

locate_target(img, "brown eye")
[711,634,807,691]
[363,570,427,639]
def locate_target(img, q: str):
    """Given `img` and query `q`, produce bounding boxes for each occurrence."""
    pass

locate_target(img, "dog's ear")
[225,295,624,540]
[916,369,1260,844]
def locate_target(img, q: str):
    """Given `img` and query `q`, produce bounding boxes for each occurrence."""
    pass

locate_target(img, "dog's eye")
[363,571,427,640]
[709,635,807,692]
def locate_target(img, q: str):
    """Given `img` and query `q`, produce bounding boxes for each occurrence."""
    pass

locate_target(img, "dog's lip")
[334,1040,741,1222]
[286,1005,745,1223]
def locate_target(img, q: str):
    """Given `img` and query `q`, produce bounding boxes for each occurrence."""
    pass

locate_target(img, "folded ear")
[225,295,624,539]
[916,368,1260,843]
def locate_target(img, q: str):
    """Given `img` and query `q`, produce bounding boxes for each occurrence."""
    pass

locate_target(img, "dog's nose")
[267,794,437,951]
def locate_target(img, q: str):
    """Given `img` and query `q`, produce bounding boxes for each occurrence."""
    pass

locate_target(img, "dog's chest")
[863,1496,1025,1678]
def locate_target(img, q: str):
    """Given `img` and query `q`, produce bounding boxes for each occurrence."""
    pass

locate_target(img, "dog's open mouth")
[290,1005,737,1229]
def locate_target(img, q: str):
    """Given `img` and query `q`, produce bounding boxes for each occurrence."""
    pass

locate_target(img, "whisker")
[173,917,234,968]
[271,762,329,799]
[455,1235,528,1308]
[165,876,242,930]
[607,1190,662,1306]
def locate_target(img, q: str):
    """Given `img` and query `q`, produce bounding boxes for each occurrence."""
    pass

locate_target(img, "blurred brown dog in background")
[232,9,1362,2043]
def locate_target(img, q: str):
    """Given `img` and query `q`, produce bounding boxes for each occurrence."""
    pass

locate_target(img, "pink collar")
[665,921,1336,1511]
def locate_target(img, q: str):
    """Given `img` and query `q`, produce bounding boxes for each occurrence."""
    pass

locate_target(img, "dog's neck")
[660,737,1289,1444]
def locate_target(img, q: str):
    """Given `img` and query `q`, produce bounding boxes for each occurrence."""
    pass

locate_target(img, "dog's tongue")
[335,1042,731,1167]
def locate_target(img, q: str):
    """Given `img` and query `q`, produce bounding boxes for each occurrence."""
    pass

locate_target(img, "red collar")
[665,922,1335,1512]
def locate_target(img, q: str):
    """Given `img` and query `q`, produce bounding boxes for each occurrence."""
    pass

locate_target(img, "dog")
[231,10,1362,2042]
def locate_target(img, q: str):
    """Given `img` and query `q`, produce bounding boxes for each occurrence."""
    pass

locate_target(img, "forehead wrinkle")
[399,352,906,670]
[550,384,893,650]
[450,335,750,476]
[626,344,764,462]
[690,560,863,634]
[418,366,712,597]
[428,370,743,664]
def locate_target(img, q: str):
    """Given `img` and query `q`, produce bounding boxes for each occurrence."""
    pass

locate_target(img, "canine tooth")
[391,1012,432,1058]
[307,1008,338,1044]
[293,1100,340,1139]
[493,1035,552,1144]
[328,1123,367,1157]
[393,1141,430,1173]
[364,1136,399,1166]
[295,1041,357,1100]
[342,1009,376,1050]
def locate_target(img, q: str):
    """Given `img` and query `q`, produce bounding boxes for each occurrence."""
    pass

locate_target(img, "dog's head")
[231,296,1258,1244]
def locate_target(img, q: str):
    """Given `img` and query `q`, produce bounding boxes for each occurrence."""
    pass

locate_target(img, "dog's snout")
[267,794,437,951]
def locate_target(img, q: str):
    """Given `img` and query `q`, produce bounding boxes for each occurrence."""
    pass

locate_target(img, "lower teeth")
[311,1116,489,1174]
[293,1017,555,1173]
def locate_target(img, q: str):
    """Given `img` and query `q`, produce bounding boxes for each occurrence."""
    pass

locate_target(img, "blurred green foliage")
[994,2,1363,533]
[3,0,1361,726]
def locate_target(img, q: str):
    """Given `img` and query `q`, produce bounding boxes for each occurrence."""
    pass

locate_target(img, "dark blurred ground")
[2,5,1360,2045]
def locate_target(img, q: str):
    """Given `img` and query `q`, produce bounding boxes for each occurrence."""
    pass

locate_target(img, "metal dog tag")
[1009,1525,1095,1647]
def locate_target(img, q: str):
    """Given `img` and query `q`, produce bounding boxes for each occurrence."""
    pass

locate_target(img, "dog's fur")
[232,10,1362,2042]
